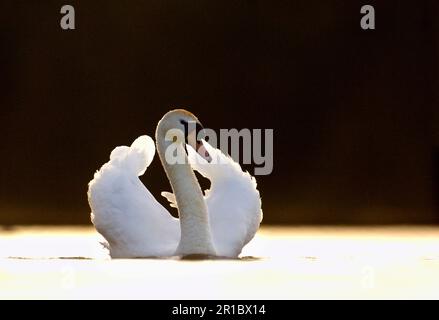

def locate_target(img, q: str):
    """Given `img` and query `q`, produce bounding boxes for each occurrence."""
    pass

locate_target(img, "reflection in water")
[0,226,438,299]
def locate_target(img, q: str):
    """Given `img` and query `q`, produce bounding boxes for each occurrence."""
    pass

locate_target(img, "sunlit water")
[1,226,439,299]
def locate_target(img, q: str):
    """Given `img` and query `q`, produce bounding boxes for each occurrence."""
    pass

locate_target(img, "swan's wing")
[186,141,263,257]
[88,135,179,258]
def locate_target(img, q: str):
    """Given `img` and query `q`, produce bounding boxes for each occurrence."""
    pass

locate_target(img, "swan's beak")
[196,140,212,163]
[194,122,212,162]
[186,121,212,163]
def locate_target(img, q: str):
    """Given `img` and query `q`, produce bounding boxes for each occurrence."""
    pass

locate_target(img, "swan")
[87,109,262,258]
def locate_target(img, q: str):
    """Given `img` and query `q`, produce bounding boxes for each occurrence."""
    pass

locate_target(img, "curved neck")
[156,128,216,256]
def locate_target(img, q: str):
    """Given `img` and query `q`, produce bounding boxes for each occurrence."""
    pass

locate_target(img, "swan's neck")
[156,134,216,256]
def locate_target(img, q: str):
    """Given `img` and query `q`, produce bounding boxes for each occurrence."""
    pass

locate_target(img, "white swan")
[87,109,262,258]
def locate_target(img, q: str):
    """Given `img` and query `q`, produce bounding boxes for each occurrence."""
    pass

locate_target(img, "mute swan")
[88,109,262,258]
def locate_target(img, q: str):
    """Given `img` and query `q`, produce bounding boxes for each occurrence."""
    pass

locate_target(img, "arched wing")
[186,141,263,257]
[88,135,179,258]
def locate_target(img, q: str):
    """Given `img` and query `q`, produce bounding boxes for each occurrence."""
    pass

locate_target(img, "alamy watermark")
[164,121,273,176]
[60,4,376,31]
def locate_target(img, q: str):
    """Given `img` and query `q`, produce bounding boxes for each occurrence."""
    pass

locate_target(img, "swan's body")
[88,110,262,258]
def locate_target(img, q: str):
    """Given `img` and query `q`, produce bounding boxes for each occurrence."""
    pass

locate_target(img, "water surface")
[1,226,438,299]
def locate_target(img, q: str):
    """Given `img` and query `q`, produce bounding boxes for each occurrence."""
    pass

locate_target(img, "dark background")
[0,1,438,225]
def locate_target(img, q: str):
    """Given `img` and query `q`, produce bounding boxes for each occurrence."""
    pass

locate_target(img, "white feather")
[88,135,180,258]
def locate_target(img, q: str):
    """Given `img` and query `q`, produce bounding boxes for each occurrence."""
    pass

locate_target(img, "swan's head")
[156,109,211,162]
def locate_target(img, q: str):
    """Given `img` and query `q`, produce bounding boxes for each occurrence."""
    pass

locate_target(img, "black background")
[0,1,438,224]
